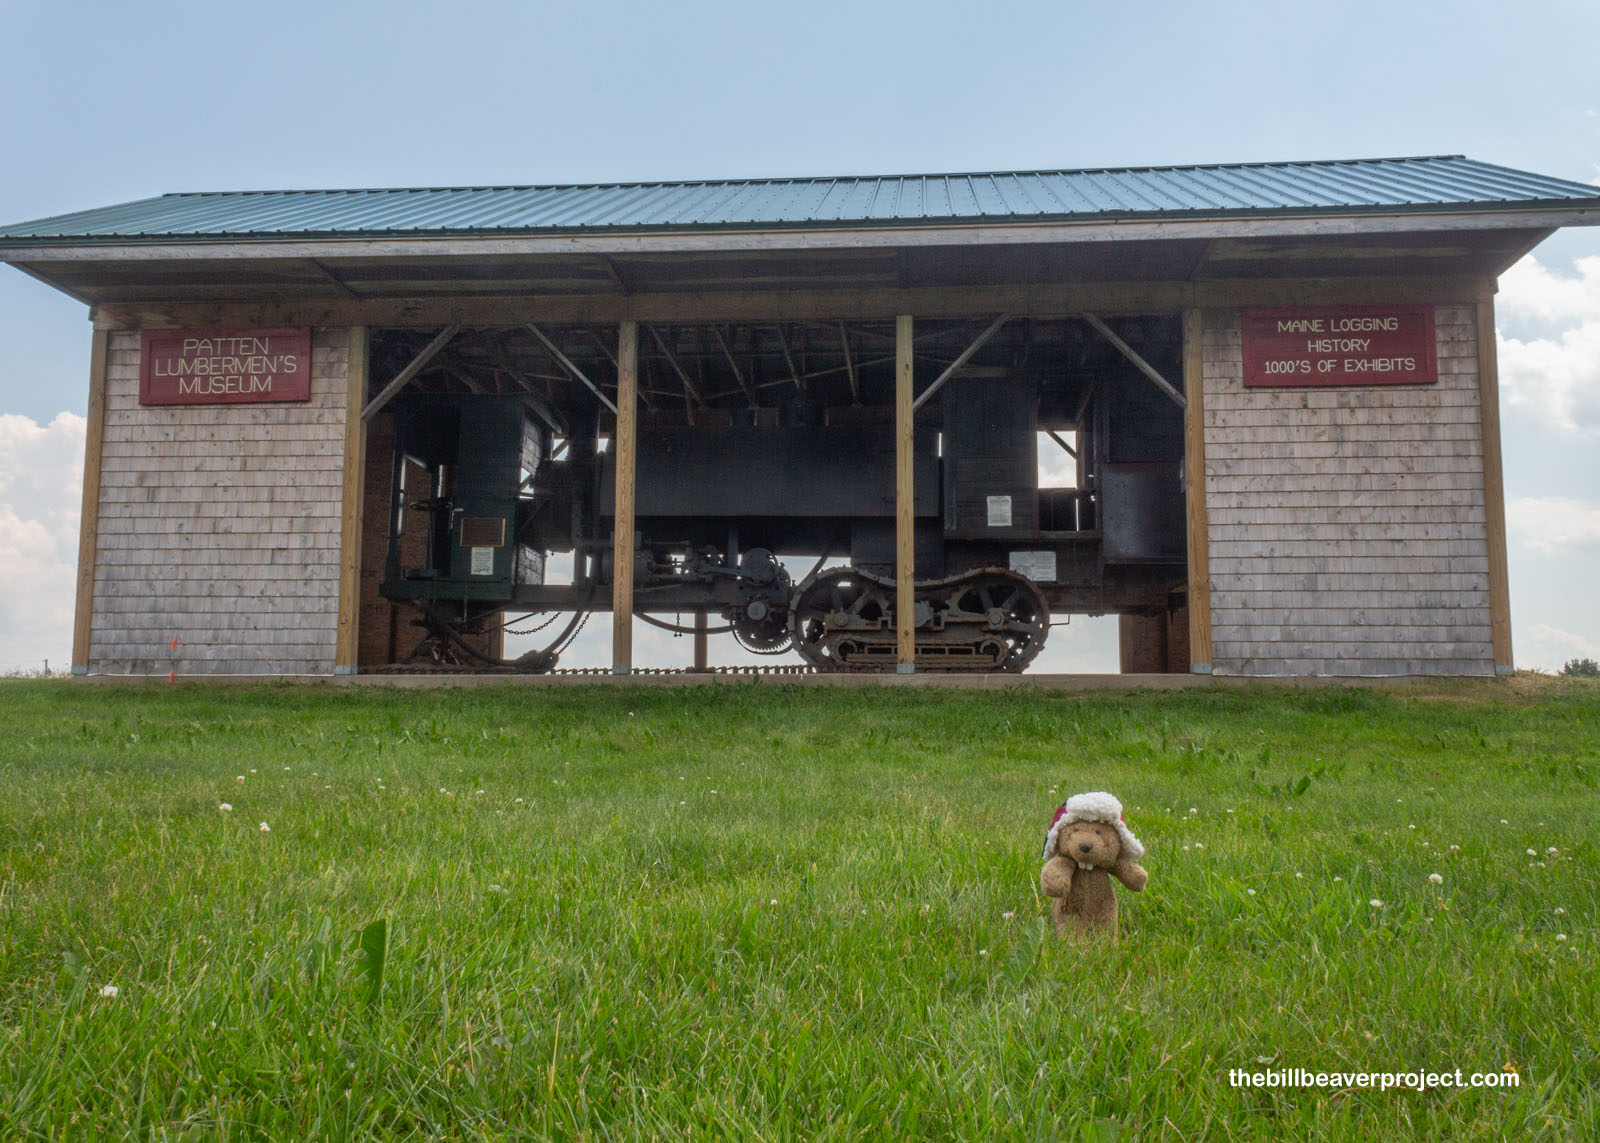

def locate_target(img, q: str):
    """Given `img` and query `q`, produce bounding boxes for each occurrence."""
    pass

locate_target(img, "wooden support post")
[71,328,110,675]
[1476,294,1514,674]
[336,327,369,674]
[612,320,639,675]
[1182,308,1213,674]
[693,611,709,672]
[895,314,915,674]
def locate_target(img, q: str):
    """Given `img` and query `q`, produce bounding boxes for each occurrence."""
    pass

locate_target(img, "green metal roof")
[3,156,1597,244]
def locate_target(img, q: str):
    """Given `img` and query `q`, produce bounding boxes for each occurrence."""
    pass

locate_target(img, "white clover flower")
[98,984,119,999]
[1295,872,1304,879]
[259,822,271,833]
[514,797,524,804]
[476,789,486,795]
[1183,844,1191,850]
[978,949,989,957]
[1500,819,1508,825]
[1527,849,1538,857]
[1556,934,1568,942]
[1449,844,1460,851]
[1555,907,1567,915]
[1369,899,1384,909]
[1429,873,1443,884]
[250,769,257,774]
[1193,842,1203,849]
[770,898,779,906]
[1002,911,1015,920]
[1408,824,1416,830]
[1547,847,1560,856]
[218,803,232,813]
[236,776,245,784]
[1333,876,1343,882]
[1188,807,1198,815]
[283,767,290,772]
[1247,889,1256,896]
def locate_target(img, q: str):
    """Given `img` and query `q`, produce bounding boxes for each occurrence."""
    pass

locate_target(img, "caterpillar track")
[386,565,1052,675]
[790,566,1049,673]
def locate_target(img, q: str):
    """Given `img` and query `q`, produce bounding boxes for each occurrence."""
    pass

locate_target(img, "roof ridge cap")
[152,156,1475,200]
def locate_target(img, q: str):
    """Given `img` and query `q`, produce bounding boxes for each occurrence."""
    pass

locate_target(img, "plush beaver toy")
[1040,791,1148,938]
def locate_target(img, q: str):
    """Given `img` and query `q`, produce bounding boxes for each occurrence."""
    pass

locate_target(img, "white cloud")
[1507,496,1600,556]
[1497,255,1600,436]
[0,412,85,673]
[1499,254,1600,326]
[1518,624,1600,672]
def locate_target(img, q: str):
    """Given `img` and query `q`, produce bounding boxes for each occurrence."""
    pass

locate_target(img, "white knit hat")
[1041,791,1144,863]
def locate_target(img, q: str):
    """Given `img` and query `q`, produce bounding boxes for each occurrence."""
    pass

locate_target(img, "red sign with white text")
[1241,305,1436,388]
[139,328,312,405]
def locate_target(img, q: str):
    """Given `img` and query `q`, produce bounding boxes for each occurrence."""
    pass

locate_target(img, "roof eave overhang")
[2,206,1596,263]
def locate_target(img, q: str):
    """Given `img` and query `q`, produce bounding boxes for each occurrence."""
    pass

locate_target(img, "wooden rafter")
[777,323,804,391]
[838,322,859,406]
[713,325,758,408]
[647,324,707,409]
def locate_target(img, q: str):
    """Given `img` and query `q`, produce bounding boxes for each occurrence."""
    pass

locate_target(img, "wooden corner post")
[71,328,111,675]
[1182,308,1213,674]
[613,320,639,674]
[895,315,915,674]
[1476,294,1514,674]
[335,326,370,674]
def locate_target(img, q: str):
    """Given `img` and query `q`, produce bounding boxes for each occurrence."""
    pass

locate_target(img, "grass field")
[0,677,1596,1141]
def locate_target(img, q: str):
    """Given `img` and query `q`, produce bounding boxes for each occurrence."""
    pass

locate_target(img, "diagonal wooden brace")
[360,323,460,421]
[1082,312,1186,409]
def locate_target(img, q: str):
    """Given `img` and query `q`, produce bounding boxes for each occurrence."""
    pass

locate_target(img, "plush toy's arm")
[1040,856,1075,898]
[1111,861,1148,893]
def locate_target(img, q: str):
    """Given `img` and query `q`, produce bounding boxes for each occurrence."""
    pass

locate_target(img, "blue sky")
[2,0,1597,673]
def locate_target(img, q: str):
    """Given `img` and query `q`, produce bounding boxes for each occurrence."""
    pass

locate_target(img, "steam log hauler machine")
[376,316,1188,672]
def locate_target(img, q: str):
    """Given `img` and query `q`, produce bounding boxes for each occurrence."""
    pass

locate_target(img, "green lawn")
[0,678,1595,1141]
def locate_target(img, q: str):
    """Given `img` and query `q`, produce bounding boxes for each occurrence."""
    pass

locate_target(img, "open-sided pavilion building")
[3,155,1596,678]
